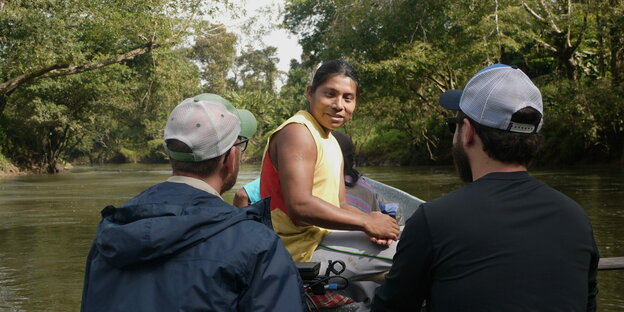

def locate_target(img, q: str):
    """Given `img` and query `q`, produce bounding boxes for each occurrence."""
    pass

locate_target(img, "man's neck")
[466,134,528,181]
[470,156,527,181]
[172,171,222,194]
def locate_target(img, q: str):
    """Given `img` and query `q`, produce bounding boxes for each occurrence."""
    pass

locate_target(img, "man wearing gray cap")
[372,65,599,311]
[81,94,306,312]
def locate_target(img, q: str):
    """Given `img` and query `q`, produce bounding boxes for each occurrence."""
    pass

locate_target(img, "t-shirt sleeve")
[243,178,261,204]
[372,204,434,311]
[587,229,599,312]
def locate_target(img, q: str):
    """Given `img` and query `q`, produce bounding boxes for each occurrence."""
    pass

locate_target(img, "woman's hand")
[363,211,400,245]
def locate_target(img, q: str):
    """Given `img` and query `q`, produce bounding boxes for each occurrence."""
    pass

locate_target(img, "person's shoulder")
[271,123,316,156]
[230,201,281,245]
[229,219,284,253]
[121,181,178,206]
[532,177,586,212]
[275,122,311,140]
[421,184,474,211]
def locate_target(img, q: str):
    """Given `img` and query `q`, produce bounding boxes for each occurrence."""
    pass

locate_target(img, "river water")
[0,164,622,311]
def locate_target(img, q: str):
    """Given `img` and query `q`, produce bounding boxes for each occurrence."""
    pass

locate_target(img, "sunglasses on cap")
[445,117,464,134]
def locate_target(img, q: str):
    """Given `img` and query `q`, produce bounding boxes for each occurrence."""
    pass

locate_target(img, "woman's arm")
[269,123,399,240]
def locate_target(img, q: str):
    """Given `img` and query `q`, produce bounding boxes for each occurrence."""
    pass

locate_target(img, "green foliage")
[81,48,201,165]
[0,151,19,175]
[282,0,624,165]
[279,60,311,113]
[193,24,238,95]
[1,0,623,171]
[538,79,624,164]
[225,89,301,161]
[231,46,280,92]
[119,147,140,163]
[0,0,206,172]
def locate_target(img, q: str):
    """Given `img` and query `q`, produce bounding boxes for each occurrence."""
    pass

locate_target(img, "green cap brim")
[163,144,198,162]
[237,109,257,138]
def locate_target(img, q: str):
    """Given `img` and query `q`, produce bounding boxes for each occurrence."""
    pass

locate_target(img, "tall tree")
[0,0,225,172]
[193,24,237,95]
[0,0,210,116]
[521,0,589,80]
[231,46,280,92]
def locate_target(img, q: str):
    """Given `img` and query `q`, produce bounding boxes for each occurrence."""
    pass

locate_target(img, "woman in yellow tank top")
[260,60,400,308]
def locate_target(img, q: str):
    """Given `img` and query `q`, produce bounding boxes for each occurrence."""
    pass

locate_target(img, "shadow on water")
[0,164,622,311]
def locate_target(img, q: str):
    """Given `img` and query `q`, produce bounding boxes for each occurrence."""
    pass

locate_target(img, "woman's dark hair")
[166,139,222,178]
[310,60,360,97]
[333,131,360,187]
[457,108,543,167]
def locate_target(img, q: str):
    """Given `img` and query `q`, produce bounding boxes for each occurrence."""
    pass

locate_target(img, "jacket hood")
[94,192,271,269]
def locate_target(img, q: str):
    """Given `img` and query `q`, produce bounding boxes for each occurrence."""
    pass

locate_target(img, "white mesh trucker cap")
[163,94,256,162]
[439,64,543,133]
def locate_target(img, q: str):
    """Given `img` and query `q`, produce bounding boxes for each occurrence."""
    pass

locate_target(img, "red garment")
[260,150,289,215]
[306,290,353,308]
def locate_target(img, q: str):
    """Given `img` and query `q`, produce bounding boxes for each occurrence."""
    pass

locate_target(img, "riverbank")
[0,155,74,177]
[0,153,21,177]
[4,157,624,178]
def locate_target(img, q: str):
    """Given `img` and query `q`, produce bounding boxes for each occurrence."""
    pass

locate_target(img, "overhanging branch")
[522,1,562,34]
[0,63,70,96]
[534,37,558,52]
[0,38,176,115]
[42,38,174,79]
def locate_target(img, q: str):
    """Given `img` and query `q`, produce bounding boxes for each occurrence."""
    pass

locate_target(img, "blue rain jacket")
[81,181,306,312]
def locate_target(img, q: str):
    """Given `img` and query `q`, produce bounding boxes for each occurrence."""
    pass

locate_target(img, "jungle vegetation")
[1,0,622,173]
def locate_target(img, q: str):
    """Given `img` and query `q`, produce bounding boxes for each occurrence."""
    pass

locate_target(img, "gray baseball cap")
[439,64,543,133]
[163,94,257,162]
[193,93,257,138]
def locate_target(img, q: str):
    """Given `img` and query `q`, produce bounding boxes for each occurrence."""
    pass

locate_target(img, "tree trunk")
[596,15,607,77]
[609,0,623,85]
[563,53,578,81]
[0,94,7,116]
[46,160,59,174]
[610,24,622,84]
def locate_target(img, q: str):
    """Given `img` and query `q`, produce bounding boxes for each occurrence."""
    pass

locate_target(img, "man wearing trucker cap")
[373,65,599,311]
[81,94,305,312]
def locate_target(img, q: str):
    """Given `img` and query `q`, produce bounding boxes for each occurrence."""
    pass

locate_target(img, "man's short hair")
[458,108,542,166]
[166,139,222,177]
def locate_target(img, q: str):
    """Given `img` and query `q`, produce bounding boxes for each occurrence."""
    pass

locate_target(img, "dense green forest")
[1,0,623,174]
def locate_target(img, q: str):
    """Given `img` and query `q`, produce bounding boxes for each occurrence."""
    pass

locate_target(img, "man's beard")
[452,140,473,183]
[221,166,239,194]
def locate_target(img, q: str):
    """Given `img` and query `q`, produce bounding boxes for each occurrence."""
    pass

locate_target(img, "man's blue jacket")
[81,181,306,312]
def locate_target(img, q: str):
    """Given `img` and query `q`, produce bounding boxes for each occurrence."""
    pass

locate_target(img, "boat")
[365,176,425,225]
[307,178,622,311]
[366,177,623,271]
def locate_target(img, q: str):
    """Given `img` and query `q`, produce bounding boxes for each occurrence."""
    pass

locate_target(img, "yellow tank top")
[260,110,342,262]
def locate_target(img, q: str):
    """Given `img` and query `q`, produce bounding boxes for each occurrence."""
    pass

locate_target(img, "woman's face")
[306,74,357,131]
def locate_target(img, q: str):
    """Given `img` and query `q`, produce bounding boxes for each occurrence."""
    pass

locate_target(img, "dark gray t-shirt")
[373,171,599,312]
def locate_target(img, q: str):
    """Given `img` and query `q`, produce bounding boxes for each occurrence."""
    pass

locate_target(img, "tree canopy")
[1,0,622,174]
[283,0,624,165]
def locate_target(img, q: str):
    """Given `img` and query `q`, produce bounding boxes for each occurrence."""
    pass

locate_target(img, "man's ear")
[224,146,236,174]
[306,86,313,104]
[460,118,475,146]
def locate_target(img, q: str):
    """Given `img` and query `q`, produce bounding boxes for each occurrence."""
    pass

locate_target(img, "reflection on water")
[0,164,622,311]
